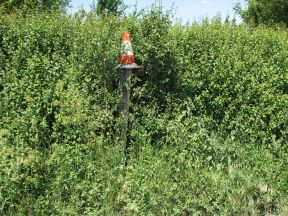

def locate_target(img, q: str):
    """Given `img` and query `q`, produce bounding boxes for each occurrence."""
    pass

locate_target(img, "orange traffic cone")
[120,32,135,65]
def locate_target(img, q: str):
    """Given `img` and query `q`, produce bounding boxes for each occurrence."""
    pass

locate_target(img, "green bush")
[0,7,287,215]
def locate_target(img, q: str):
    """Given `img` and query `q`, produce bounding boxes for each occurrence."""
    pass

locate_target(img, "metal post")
[116,64,140,165]
[120,68,132,144]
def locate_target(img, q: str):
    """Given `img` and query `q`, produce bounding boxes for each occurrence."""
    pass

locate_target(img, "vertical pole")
[120,69,132,163]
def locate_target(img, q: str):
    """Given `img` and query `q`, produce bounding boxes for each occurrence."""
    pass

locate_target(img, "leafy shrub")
[0,7,287,215]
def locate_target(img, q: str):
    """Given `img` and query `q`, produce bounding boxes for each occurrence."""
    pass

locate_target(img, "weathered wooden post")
[116,32,140,164]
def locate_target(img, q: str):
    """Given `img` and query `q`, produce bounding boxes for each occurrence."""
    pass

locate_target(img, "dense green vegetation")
[0,4,288,215]
[0,0,70,14]
[94,0,125,15]
[235,0,288,27]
